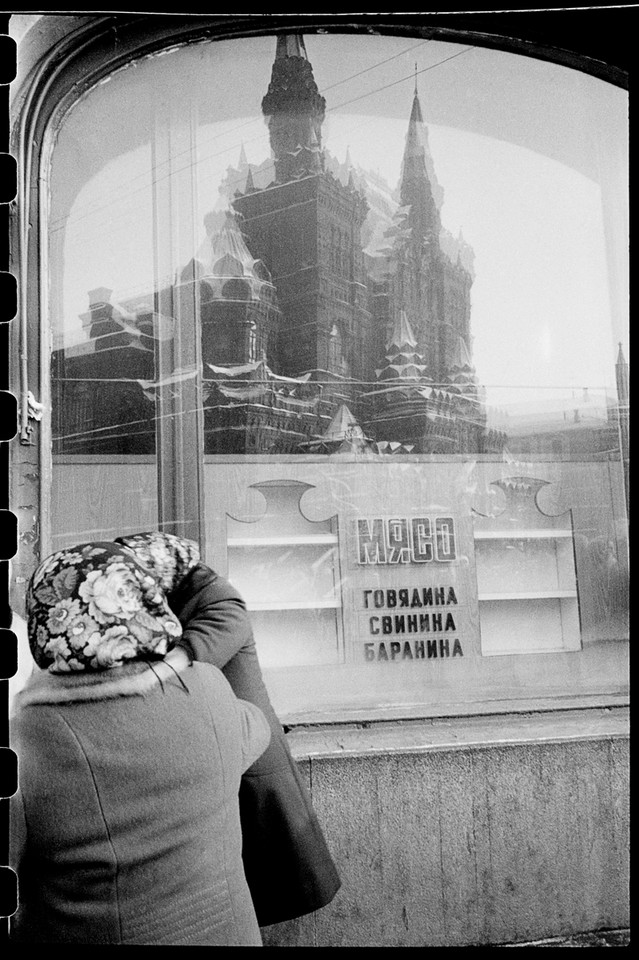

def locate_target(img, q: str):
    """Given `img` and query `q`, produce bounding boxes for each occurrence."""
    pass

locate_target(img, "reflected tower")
[233,34,373,408]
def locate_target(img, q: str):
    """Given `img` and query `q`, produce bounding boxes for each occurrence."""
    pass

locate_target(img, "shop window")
[31,27,627,720]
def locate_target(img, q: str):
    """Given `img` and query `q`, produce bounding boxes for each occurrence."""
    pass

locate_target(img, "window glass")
[48,33,629,720]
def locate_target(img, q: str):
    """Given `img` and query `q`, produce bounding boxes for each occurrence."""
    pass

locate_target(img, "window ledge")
[286,704,629,761]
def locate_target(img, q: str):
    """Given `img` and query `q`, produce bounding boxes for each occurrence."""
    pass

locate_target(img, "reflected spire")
[449,335,474,371]
[244,166,256,192]
[398,89,442,240]
[262,33,326,182]
[399,88,444,220]
[388,308,418,352]
[616,342,629,404]
[376,310,430,383]
[275,34,308,60]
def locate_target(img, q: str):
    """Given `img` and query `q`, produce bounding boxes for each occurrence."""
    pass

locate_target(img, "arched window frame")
[8,11,629,615]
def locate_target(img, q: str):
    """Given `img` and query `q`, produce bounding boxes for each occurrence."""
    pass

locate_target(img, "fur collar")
[14,655,190,707]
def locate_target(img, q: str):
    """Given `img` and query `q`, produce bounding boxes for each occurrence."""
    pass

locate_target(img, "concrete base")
[504,928,630,947]
[263,708,629,947]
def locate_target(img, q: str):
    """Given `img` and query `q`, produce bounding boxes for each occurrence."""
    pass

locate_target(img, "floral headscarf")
[115,532,200,593]
[26,542,183,673]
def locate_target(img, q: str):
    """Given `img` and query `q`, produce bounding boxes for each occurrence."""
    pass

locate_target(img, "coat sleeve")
[170,566,253,670]
[235,698,272,774]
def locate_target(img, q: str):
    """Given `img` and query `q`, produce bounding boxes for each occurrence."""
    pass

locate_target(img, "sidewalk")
[504,928,630,947]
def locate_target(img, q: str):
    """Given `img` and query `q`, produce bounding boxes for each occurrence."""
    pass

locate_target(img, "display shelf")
[473,478,580,656]
[474,537,577,594]
[478,595,581,656]
[228,540,341,607]
[246,599,342,611]
[473,529,573,540]
[480,645,577,658]
[228,534,338,546]
[226,480,344,666]
[478,590,577,601]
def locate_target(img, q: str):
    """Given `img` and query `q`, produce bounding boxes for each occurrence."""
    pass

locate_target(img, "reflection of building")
[494,386,625,462]
[53,34,509,455]
[51,287,158,453]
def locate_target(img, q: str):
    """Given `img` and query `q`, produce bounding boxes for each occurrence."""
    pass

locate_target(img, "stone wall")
[264,711,629,947]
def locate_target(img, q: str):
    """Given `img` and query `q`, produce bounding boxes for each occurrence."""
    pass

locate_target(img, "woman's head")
[115,532,200,593]
[26,542,183,673]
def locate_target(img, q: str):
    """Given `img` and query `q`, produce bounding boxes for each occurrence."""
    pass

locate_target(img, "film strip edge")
[1,13,19,928]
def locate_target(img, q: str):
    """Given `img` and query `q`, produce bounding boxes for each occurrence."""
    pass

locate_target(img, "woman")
[10,541,271,945]
[116,531,341,927]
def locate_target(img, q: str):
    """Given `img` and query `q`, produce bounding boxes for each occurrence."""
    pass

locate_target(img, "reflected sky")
[48,33,628,409]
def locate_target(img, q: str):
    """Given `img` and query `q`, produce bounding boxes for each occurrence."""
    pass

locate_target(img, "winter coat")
[10,656,271,945]
[168,563,341,926]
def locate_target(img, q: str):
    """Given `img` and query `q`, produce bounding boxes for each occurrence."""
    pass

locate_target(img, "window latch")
[20,390,44,445]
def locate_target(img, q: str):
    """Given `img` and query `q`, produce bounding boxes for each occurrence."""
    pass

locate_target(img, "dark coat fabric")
[168,563,341,926]
[10,658,271,945]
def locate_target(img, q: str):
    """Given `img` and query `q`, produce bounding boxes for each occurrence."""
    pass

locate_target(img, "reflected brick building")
[53,35,510,456]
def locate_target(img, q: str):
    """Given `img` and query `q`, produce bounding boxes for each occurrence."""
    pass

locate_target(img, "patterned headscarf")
[26,541,183,673]
[115,532,200,593]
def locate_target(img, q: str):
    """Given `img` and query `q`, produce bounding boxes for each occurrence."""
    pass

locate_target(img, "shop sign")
[356,516,456,564]
[349,515,469,663]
